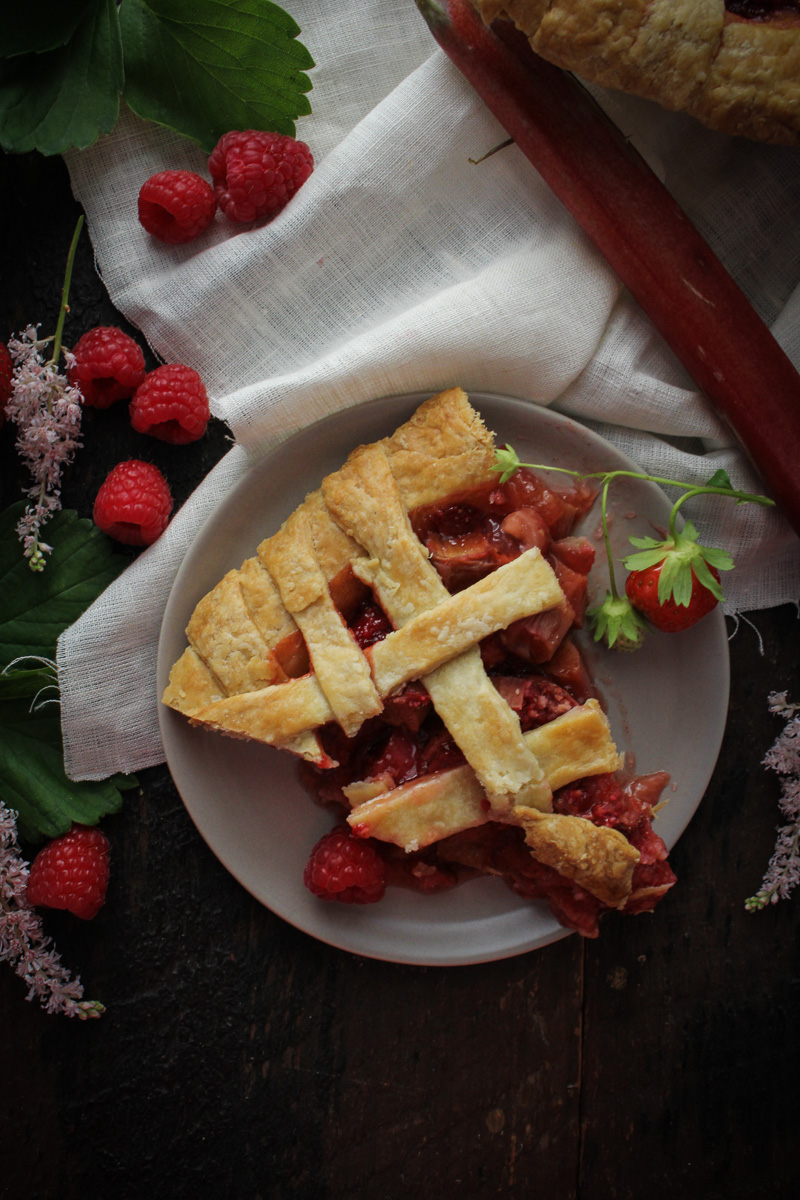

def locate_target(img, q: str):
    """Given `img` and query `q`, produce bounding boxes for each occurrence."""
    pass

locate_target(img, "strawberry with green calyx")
[491,450,774,649]
[623,521,731,633]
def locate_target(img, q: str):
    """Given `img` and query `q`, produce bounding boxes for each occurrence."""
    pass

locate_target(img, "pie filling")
[164,389,677,940]
[298,468,675,939]
[725,0,800,22]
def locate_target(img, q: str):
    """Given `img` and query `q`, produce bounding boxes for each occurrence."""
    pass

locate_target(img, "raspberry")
[138,169,217,244]
[27,825,110,920]
[93,459,173,546]
[0,341,12,428]
[303,826,386,904]
[130,363,210,444]
[209,130,314,223]
[67,326,147,409]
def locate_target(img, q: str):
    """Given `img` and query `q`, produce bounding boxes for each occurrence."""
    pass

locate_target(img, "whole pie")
[163,388,675,937]
[471,0,800,145]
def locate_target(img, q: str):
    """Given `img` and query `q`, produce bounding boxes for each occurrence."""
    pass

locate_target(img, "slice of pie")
[471,0,800,146]
[163,388,676,938]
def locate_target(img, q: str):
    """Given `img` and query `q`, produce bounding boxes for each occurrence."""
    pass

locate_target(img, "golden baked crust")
[187,548,565,747]
[472,0,800,145]
[344,700,624,861]
[165,388,495,722]
[163,387,650,912]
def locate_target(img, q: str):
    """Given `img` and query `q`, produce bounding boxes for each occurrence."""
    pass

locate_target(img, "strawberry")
[622,521,732,633]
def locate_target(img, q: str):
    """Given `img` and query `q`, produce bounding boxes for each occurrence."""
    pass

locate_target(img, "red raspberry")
[27,825,110,920]
[93,459,173,546]
[209,130,314,223]
[0,340,12,428]
[138,169,217,244]
[130,363,210,444]
[303,826,386,904]
[67,326,147,409]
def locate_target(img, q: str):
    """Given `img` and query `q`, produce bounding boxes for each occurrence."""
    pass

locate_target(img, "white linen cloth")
[59,0,800,781]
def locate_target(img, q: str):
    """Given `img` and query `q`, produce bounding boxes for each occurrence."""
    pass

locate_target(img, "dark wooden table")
[2,150,799,1200]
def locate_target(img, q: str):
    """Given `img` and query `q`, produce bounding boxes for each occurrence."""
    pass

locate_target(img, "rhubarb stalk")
[416,0,800,538]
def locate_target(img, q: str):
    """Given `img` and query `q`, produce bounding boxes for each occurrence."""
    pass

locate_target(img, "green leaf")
[0,1,95,58]
[657,555,689,606]
[623,545,669,572]
[492,444,522,484]
[0,506,133,841]
[0,699,129,842]
[0,667,57,702]
[586,590,647,651]
[699,544,735,572]
[692,556,725,602]
[0,0,123,154]
[705,468,733,491]
[120,0,314,151]
[0,504,129,670]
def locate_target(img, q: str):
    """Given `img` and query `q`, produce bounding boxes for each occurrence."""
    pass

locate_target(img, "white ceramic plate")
[157,393,730,965]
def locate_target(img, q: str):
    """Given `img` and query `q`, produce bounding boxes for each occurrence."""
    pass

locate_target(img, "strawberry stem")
[503,461,774,512]
[493,447,774,622]
[599,477,620,599]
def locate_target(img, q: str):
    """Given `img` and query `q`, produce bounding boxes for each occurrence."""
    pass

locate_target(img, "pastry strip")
[260,506,382,737]
[322,444,553,811]
[345,701,624,861]
[187,549,566,745]
[472,0,800,146]
[366,546,563,695]
[186,570,281,695]
[513,806,639,908]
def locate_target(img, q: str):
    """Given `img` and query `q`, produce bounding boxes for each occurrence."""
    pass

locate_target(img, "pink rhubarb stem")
[417,0,800,538]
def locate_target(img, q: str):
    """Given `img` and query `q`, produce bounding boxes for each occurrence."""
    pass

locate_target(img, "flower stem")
[49,214,84,368]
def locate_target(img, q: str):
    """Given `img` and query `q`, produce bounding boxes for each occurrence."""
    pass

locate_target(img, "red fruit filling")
[725,1,800,23]
[298,467,676,934]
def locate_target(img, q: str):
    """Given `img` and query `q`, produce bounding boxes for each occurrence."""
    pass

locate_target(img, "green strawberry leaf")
[120,0,314,151]
[0,1,95,58]
[705,468,733,491]
[692,556,725,602]
[657,554,688,606]
[0,0,123,154]
[492,445,522,484]
[0,699,131,843]
[0,666,58,703]
[0,505,134,842]
[699,544,735,572]
[623,545,669,572]
[0,504,130,668]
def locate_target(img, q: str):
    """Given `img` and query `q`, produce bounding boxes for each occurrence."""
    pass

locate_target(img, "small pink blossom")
[0,801,103,1018]
[746,692,800,911]
[5,326,84,570]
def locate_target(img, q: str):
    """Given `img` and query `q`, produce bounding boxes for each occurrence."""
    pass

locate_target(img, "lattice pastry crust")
[163,388,643,908]
[472,0,800,146]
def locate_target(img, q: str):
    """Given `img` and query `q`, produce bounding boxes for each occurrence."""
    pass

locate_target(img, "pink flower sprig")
[745,692,800,912]
[0,799,104,1018]
[5,217,85,571]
